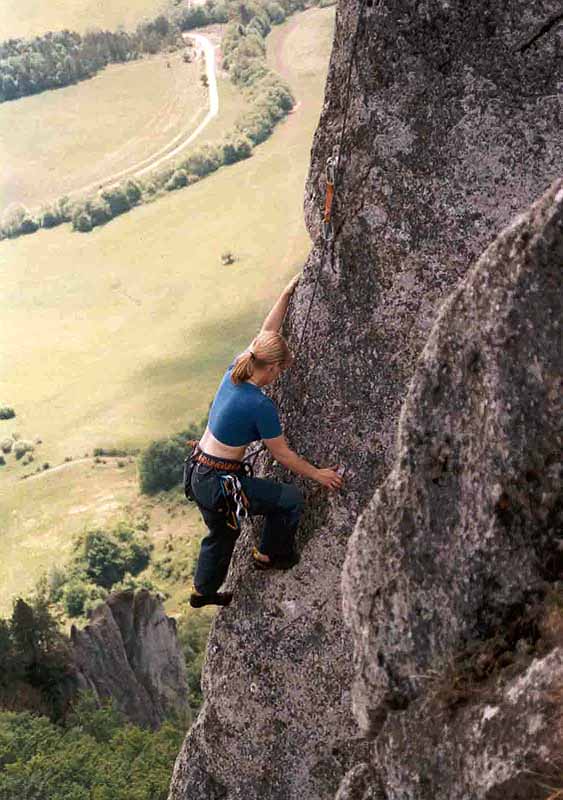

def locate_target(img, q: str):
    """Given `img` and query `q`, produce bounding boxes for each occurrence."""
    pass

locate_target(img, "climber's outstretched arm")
[264,435,343,491]
[260,273,301,333]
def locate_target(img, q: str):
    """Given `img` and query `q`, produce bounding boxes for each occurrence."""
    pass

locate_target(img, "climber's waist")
[193,449,243,472]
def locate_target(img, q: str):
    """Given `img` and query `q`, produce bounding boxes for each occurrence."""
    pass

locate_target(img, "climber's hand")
[315,466,344,491]
[284,272,302,296]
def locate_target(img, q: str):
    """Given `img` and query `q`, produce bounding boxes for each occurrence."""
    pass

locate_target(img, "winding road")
[68,32,219,198]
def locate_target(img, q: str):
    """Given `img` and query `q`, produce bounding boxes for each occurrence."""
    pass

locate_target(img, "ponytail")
[231,351,255,384]
[231,331,292,385]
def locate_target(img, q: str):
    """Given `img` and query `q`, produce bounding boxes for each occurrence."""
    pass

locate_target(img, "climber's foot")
[252,547,300,571]
[189,591,233,608]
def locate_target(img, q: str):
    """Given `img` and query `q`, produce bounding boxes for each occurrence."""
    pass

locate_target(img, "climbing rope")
[245,0,370,470]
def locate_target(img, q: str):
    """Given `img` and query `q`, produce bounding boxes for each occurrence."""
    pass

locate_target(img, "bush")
[47,567,67,604]
[165,169,189,191]
[1,204,38,237]
[0,407,15,420]
[1,438,12,454]
[38,205,63,229]
[266,1,286,22]
[237,109,273,144]
[124,179,142,206]
[72,525,151,591]
[138,437,186,494]
[222,134,252,164]
[72,209,93,232]
[92,447,137,457]
[183,145,223,177]
[101,185,130,216]
[63,582,89,617]
[13,440,33,460]
[0,455,5,466]
[80,530,127,589]
[88,196,113,226]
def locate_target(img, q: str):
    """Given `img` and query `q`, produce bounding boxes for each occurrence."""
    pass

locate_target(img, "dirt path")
[68,31,219,197]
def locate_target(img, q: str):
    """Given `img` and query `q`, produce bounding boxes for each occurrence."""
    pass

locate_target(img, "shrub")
[63,582,89,617]
[47,567,67,603]
[124,179,142,206]
[0,407,15,420]
[237,109,273,144]
[183,145,223,177]
[72,208,93,232]
[165,169,189,191]
[13,440,34,460]
[266,1,286,22]
[138,437,186,494]
[222,134,252,164]
[88,196,113,226]
[38,206,63,229]
[80,530,127,589]
[100,185,130,216]
[1,438,12,454]
[92,448,136,457]
[0,455,5,466]
[1,204,38,237]
[73,525,151,590]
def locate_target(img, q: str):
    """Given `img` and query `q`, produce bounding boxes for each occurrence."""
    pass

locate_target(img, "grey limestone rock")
[342,178,563,796]
[71,589,188,729]
[169,0,562,797]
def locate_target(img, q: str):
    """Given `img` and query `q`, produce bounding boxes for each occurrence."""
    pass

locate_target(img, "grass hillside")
[0,51,207,211]
[0,0,168,41]
[0,6,336,613]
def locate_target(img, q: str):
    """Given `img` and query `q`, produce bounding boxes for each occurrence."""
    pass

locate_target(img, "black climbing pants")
[191,459,304,595]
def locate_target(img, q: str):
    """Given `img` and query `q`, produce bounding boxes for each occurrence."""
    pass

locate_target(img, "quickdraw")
[322,154,337,241]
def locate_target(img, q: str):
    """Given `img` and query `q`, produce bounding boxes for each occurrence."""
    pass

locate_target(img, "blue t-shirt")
[207,356,283,446]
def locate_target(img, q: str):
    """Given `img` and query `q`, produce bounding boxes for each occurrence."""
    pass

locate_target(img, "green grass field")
[0,51,207,212]
[0,0,168,41]
[0,6,336,613]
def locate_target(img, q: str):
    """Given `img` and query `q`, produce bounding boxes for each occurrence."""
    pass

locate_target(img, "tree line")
[0,15,182,103]
[0,0,326,240]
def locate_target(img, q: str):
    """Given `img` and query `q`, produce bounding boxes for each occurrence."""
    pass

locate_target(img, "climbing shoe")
[252,547,300,571]
[189,591,233,608]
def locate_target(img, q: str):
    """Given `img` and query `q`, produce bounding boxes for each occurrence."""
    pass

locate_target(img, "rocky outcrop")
[71,589,188,729]
[169,1,562,798]
[341,179,563,798]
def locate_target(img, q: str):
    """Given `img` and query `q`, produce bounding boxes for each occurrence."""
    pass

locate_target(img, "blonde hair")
[231,331,293,385]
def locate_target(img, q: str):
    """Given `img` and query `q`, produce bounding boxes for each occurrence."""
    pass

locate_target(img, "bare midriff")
[198,426,247,462]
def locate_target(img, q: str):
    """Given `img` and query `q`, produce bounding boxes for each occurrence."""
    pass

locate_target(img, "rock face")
[341,179,563,798]
[168,2,562,798]
[71,589,188,729]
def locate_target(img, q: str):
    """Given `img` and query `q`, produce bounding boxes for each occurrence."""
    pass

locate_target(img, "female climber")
[188,273,344,608]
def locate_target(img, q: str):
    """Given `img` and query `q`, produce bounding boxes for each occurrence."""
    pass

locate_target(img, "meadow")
[0,0,168,41]
[0,51,207,211]
[0,6,336,613]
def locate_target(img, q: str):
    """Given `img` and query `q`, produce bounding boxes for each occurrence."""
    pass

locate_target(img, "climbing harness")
[183,439,252,531]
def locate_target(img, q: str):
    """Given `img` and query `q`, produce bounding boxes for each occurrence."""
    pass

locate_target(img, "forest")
[0,15,181,102]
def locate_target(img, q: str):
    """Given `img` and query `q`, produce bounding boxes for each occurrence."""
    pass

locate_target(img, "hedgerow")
[0,0,318,240]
